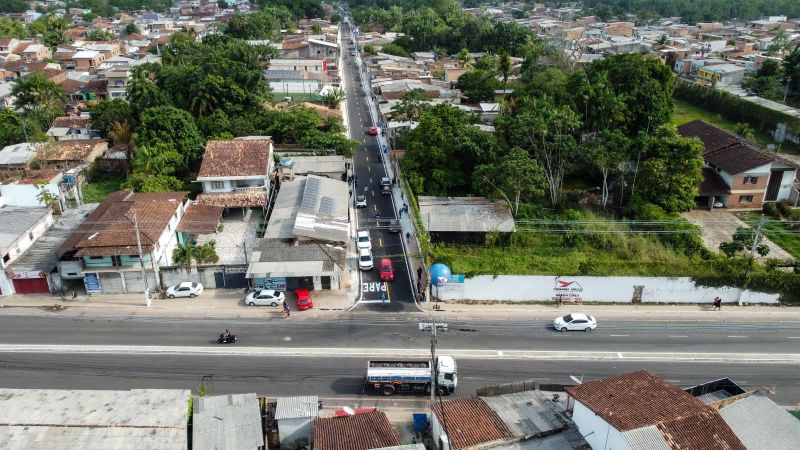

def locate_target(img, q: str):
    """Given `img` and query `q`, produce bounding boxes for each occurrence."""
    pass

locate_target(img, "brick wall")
[728,173,768,208]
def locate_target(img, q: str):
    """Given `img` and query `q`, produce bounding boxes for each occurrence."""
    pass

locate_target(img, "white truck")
[364,356,457,396]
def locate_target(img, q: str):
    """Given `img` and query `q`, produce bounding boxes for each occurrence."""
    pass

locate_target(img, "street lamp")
[419,320,448,408]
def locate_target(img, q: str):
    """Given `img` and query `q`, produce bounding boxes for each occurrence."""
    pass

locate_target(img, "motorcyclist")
[222,329,231,341]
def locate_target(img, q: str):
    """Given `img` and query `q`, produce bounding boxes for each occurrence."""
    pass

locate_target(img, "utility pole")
[419,319,448,408]
[133,213,151,307]
[736,215,765,306]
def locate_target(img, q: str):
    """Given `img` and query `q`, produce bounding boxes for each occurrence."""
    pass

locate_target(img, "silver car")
[245,289,285,307]
[165,282,203,298]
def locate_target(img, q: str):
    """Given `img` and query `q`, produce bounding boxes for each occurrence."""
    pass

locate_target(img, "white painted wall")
[434,275,780,304]
[571,401,631,450]
[0,208,53,296]
[202,180,232,193]
[777,169,796,200]
[269,80,321,94]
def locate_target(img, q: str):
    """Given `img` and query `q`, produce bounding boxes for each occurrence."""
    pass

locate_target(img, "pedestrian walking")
[417,267,423,280]
[71,290,77,300]
[403,203,408,213]
[400,191,404,200]
[349,189,353,197]
[713,297,721,311]
[283,302,291,318]
[398,208,403,218]
[416,280,421,293]
[405,231,411,243]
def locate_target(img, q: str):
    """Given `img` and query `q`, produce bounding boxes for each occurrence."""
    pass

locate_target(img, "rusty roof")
[45,140,106,161]
[313,411,400,450]
[658,411,746,450]
[51,116,91,129]
[61,191,187,256]
[566,371,712,432]
[197,139,272,179]
[176,203,223,234]
[196,192,267,208]
[431,397,514,449]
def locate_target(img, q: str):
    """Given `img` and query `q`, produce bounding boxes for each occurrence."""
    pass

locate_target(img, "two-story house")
[0,143,45,177]
[678,120,799,209]
[0,206,53,296]
[195,138,274,209]
[57,191,188,294]
[71,50,106,72]
[46,116,99,141]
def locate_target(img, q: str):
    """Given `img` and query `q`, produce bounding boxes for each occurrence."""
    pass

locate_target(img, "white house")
[195,138,273,209]
[0,206,53,296]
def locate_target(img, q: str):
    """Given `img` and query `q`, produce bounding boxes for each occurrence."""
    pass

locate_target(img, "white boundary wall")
[434,275,779,304]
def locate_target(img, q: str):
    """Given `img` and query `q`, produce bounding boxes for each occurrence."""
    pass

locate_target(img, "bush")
[775,200,793,219]
[762,201,780,218]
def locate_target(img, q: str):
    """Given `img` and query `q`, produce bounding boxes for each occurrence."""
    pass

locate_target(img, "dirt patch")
[682,209,793,260]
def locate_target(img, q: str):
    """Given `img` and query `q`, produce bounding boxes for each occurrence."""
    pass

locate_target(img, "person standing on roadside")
[283,301,291,318]
[713,297,721,311]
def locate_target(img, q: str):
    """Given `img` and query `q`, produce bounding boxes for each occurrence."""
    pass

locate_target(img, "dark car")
[388,219,401,233]
[381,184,391,195]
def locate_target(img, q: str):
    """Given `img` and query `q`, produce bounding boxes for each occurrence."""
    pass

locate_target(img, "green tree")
[137,106,205,164]
[719,227,770,258]
[390,88,430,121]
[0,16,29,38]
[11,73,66,121]
[473,147,546,216]
[125,23,140,35]
[585,130,630,208]
[381,42,409,57]
[363,43,375,54]
[456,48,472,67]
[109,121,135,171]
[0,0,27,13]
[86,29,116,41]
[28,14,71,48]
[457,69,500,103]
[585,53,675,136]
[34,180,60,213]
[744,59,786,101]
[123,173,184,192]
[300,130,358,157]
[734,122,756,140]
[331,12,341,24]
[189,74,227,116]
[89,99,134,137]
[321,87,346,109]
[633,124,704,213]
[311,23,322,34]
[0,109,46,147]
[172,241,220,266]
[496,51,512,93]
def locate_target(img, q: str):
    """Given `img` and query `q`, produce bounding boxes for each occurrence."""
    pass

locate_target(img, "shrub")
[762,201,780,218]
[775,200,793,219]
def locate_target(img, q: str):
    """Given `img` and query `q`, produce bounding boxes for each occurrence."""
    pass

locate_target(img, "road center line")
[610,334,629,337]
[727,336,748,338]
[669,335,689,338]
[787,337,800,339]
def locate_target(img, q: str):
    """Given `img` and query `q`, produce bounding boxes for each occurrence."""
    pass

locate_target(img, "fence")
[159,265,250,290]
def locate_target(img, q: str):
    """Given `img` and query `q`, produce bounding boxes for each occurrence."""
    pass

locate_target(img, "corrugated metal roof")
[265,178,304,239]
[0,206,50,250]
[622,425,672,450]
[418,197,515,233]
[275,396,318,420]
[293,175,350,243]
[718,393,800,450]
[192,394,263,450]
[481,391,568,437]
[696,390,732,405]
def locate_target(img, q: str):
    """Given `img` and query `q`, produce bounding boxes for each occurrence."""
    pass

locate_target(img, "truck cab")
[436,356,458,394]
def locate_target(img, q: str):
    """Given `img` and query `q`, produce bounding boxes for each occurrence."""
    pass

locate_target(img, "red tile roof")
[45,140,106,161]
[658,411,746,450]
[313,411,400,450]
[176,203,223,234]
[51,116,92,129]
[197,139,272,179]
[196,192,267,208]
[432,397,513,449]
[566,370,709,432]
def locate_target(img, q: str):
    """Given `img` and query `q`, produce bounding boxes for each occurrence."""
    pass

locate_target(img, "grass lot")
[271,93,322,102]
[82,171,125,203]
[672,99,800,154]
[734,211,800,259]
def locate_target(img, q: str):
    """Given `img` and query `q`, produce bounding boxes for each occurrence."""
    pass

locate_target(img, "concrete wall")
[159,266,218,290]
[434,275,780,304]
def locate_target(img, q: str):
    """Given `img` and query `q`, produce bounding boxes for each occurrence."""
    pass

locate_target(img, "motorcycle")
[217,334,237,344]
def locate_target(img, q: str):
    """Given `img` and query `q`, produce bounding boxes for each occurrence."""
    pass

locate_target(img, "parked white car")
[357,230,372,251]
[358,248,374,270]
[165,282,203,298]
[356,195,367,208]
[553,313,597,332]
[245,289,285,307]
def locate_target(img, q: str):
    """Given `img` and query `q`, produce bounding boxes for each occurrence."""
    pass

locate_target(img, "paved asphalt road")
[342,21,416,312]
[0,316,798,404]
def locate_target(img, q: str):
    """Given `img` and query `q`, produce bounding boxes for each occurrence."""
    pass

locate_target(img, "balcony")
[235,186,266,192]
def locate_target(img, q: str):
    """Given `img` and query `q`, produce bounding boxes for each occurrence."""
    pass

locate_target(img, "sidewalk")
[2,291,799,322]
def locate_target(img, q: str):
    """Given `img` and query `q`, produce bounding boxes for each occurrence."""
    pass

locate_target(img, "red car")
[368,126,379,136]
[295,288,313,310]
[380,259,395,281]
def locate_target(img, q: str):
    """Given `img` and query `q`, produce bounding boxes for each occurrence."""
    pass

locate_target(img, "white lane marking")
[788,337,800,339]
[669,335,689,338]
[617,352,624,358]
[610,334,629,337]
[727,336,748,338]
[498,351,503,356]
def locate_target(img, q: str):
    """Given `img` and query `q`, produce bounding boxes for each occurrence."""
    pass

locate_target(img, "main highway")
[0,315,798,405]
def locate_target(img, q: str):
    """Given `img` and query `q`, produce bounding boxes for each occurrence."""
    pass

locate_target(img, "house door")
[765,170,785,202]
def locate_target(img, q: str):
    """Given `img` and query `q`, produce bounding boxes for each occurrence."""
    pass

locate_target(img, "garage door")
[99,273,125,294]
[13,277,50,294]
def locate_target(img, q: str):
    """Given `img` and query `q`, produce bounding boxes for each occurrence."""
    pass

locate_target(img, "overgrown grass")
[735,211,800,259]
[430,210,722,277]
[271,93,322,102]
[791,410,800,420]
[672,98,800,154]
[83,171,125,203]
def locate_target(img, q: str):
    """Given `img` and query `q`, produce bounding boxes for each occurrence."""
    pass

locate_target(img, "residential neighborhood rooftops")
[51,116,91,128]
[432,396,514,449]
[196,139,272,180]
[247,239,345,278]
[418,196,515,233]
[313,411,400,450]
[0,388,190,450]
[46,139,107,161]
[565,370,708,432]
[0,142,44,166]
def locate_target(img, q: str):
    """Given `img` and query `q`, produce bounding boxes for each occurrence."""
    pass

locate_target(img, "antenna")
[342,406,355,415]
[570,375,584,384]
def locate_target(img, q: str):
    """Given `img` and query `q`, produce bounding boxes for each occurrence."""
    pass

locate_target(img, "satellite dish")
[342,406,355,415]
[570,375,584,384]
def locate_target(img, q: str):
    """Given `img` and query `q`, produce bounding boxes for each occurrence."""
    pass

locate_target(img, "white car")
[356,230,372,251]
[553,313,597,332]
[358,248,374,270]
[245,289,285,307]
[356,195,367,208]
[166,282,203,298]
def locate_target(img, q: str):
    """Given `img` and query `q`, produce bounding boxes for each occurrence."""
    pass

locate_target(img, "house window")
[743,176,759,184]
[739,195,754,203]
[89,256,105,260]
[211,181,224,189]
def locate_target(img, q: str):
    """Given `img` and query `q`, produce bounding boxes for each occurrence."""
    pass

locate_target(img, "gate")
[213,265,249,289]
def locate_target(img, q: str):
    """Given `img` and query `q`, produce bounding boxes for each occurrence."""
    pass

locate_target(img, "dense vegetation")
[568,0,800,24]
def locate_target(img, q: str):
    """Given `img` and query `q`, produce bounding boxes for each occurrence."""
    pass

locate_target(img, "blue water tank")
[412,413,429,431]
[429,263,451,286]
[279,157,294,168]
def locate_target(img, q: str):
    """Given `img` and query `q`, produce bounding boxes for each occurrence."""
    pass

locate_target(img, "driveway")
[682,209,793,260]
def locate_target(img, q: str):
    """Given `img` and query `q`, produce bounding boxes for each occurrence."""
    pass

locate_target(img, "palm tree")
[172,242,197,267]
[497,51,512,93]
[456,48,472,68]
[11,73,66,118]
[109,121,134,174]
[321,87,346,109]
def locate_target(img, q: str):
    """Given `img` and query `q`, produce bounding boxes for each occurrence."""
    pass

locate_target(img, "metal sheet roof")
[622,425,672,450]
[0,206,50,251]
[418,196,515,233]
[265,178,304,239]
[292,175,350,243]
[192,393,263,450]
[275,396,318,420]
[718,393,800,450]
[481,391,568,437]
